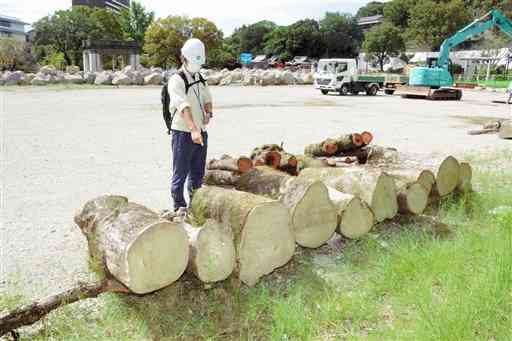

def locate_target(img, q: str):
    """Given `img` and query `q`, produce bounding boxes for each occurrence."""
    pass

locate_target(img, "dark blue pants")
[171,130,208,210]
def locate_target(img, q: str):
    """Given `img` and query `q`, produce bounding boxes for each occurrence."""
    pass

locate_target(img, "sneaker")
[159,209,177,221]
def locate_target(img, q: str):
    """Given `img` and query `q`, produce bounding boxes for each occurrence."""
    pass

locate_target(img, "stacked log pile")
[0,132,475,337]
[468,119,512,139]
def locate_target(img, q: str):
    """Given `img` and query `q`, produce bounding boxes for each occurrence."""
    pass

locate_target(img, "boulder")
[64,74,85,84]
[207,73,222,86]
[112,73,133,85]
[66,66,80,75]
[219,74,233,86]
[151,67,164,74]
[25,73,36,84]
[294,72,305,85]
[302,72,314,85]
[39,65,58,76]
[53,71,66,84]
[144,72,163,85]
[242,74,257,86]
[123,65,137,74]
[94,72,113,85]
[130,72,145,85]
[84,72,96,84]
[260,71,276,86]
[281,70,295,85]
[231,70,243,82]
[2,71,25,86]
[31,73,53,86]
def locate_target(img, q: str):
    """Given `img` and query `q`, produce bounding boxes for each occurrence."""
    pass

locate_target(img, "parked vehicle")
[314,59,407,96]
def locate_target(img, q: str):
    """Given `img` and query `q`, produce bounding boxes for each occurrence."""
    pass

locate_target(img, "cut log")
[417,170,436,195]
[207,155,253,174]
[190,186,295,286]
[74,195,189,294]
[252,150,282,169]
[457,162,473,193]
[334,133,364,153]
[396,181,429,215]
[327,187,374,239]
[361,131,373,145]
[296,155,335,170]
[0,279,129,337]
[499,120,512,139]
[183,220,236,283]
[304,138,338,157]
[299,168,398,223]
[278,152,298,175]
[236,167,338,248]
[433,156,461,197]
[366,145,400,164]
[204,169,240,187]
[388,169,436,195]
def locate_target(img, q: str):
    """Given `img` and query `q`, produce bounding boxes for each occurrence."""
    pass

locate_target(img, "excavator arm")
[438,9,512,70]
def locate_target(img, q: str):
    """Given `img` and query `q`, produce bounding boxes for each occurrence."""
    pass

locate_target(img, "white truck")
[314,58,406,96]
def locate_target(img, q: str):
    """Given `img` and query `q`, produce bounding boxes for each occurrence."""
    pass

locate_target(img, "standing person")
[168,38,213,215]
[507,80,512,105]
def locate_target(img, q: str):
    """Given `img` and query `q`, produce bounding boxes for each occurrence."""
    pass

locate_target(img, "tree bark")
[207,155,253,174]
[204,169,240,187]
[183,220,236,283]
[0,279,128,337]
[190,186,295,286]
[74,195,189,294]
[236,167,338,248]
[326,187,374,239]
[334,134,364,153]
[304,138,338,157]
[297,155,336,170]
[299,167,398,223]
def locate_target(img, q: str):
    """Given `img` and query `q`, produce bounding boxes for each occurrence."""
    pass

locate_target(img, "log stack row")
[74,134,473,292]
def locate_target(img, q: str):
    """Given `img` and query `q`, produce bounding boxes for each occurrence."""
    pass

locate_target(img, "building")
[72,0,130,12]
[357,14,384,32]
[0,15,28,42]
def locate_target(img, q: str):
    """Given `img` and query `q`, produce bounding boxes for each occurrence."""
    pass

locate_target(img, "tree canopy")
[356,1,385,18]
[143,16,223,68]
[320,12,363,58]
[118,1,155,47]
[363,22,404,70]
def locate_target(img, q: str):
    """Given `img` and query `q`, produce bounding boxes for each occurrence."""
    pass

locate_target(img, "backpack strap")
[178,71,191,94]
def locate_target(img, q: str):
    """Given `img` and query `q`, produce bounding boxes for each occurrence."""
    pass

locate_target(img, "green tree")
[406,0,471,51]
[118,1,154,47]
[144,16,223,68]
[356,1,385,18]
[383,0,416,29]
[320,12,363,58]
[263,26,289,58]
[362,22,404,70]
[0,39,36,71]
[33,6,123,66]
[286,19,325,58]
[234,20,276,54]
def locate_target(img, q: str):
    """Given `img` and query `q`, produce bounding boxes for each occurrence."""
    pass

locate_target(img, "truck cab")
[314,58,381,96]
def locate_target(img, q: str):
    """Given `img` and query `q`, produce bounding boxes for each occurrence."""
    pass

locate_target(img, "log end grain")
[398,182,429,215]
[372,173,399,222]
[239,201,296,286]
[436,156,461,197]
[339,197,374,239]
[125,220,189,294]
[287,180,337,248]
[417,170,436,195]
[457,162,473,193]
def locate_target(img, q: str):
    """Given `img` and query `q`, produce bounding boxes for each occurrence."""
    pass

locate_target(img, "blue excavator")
[398,8,512,100]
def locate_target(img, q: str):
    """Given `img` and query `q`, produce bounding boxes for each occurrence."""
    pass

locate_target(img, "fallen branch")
[0,279,128,337]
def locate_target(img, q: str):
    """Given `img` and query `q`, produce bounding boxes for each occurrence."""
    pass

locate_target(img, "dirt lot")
[1,85,511,297]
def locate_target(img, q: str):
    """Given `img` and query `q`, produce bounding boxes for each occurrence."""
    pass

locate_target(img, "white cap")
[181,38,206,66]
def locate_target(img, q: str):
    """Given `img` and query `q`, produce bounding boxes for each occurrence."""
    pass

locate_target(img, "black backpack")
[161,71,207,134]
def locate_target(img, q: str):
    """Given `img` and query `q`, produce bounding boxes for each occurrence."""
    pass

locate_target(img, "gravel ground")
[1,85,511,298]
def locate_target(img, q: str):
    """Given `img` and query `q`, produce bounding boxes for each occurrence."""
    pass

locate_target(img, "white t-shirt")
[168,68,212,132]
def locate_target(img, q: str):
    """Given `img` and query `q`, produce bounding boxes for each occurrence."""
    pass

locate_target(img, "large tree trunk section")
[297,155,336,170]
[207,155,253,174]
[204,169,240,187]
[433,156,461,197]
[327,187,374,239]
[366,145,400,164]
[279,152,298,175]
[0,280,128,337]
[361,131,373,145]
[236,167,338,248]
[334,134,364,153]
[417,170,436,195]
[190,186,295,286]
[183,220,236,283]
[389,169,436,195]
[499,120,512,139]
[396,181,429,215]
[74,196,189,294]
[457,162,473,193]
[304,138,338,157]
[299,168,398,223]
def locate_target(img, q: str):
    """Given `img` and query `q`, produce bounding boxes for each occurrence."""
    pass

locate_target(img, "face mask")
[186,62,202,74]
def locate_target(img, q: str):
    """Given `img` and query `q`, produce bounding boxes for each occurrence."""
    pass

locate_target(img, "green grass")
[3,157,512,340]
[462,79,511,89]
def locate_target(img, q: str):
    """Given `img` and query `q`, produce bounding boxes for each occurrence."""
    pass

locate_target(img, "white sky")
[0,0,378,35]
